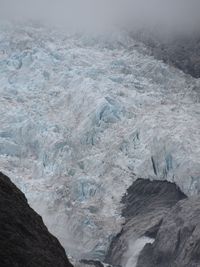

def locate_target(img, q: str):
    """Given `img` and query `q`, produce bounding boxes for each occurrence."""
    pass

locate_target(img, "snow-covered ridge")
[0,22,199,259]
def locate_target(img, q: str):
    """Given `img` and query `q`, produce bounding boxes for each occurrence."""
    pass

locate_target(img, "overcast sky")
[0,0,200,33]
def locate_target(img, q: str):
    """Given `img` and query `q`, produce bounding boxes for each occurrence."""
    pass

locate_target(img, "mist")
[123,237,154,267]
[0,0,200,34]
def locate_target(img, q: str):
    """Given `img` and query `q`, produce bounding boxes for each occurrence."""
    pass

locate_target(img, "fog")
[0,0,200,33]
[123,237,154,267]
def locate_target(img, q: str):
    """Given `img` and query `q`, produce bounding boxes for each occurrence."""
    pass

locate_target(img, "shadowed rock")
[135,31,200,78]
[137,196,200,267]
[0,172,73,267]
[105,178,186,267]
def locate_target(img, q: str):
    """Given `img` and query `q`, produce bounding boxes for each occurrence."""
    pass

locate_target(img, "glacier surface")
[0,22,200,259]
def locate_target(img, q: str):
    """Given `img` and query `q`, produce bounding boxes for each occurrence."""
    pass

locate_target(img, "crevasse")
[0,22,199,260]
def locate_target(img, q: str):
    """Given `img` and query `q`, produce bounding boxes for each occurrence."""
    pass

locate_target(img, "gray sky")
[0,0,200,33]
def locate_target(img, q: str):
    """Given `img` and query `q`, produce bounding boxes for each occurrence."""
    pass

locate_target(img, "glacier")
[0,21,200,260]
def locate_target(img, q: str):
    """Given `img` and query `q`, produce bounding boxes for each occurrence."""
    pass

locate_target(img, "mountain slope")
[0,172,73,267]
[137,196,200,267]
[105,178,187,267]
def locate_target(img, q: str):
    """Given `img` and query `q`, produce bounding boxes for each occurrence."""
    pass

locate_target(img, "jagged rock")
[0,172,73,267]
[105,178,186,267]
[137,196,200,267]
[135,30,200,78]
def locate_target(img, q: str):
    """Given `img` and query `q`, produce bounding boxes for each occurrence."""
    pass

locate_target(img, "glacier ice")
[0,22,200,260]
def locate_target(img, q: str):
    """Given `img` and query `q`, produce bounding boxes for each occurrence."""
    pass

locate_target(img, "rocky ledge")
[105,178,187,267]
[106,178,200,267]
[0,172,73,267]
[135,31,200,78]
[137,196,200,267]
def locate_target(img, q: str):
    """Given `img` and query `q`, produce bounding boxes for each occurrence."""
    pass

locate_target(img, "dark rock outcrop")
[135,31,200,78]
[0,172,73,267]
[121,178,186,220]
[105,178,186,267]
[137,196,200,267]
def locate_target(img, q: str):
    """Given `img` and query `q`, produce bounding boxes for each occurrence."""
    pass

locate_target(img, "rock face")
[135,31,200,78]
[0,172,73,267]
[137,196,200,267]
[152,37,200,78]
[105,179,186,267]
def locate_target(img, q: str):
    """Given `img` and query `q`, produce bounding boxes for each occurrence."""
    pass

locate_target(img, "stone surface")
[105,178,186,267]
[135,30,200,78]
[0,172,73,267]
[137,196,200,267]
